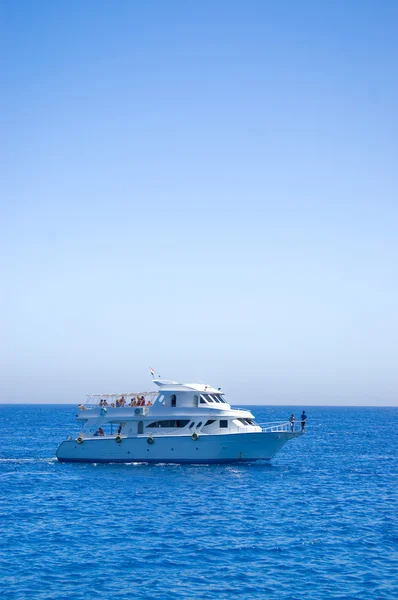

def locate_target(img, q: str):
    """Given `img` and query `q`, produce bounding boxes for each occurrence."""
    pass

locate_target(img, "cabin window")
[138,421,144,434]
[199,393,227,405]
[220,420,228,428]
[197,422,202,428]
[201,394,214,403]
[189,422,195,429]
[171,394,177,407]
[146,420,189,428]
[205,419,216,426]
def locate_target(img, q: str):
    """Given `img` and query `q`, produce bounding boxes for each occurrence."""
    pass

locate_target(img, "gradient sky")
[1,0,397,405]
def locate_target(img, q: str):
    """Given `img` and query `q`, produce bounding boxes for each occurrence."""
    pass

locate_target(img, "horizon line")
[0,402,397,408]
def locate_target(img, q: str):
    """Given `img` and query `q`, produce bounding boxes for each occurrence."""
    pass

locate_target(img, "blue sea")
[0,405,397,600]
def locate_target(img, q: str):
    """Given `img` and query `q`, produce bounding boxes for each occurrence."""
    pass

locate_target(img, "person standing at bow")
[300,410,307,432]
[289,414,295,432]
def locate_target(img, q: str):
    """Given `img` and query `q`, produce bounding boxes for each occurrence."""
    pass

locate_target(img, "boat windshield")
[200,393,227,405]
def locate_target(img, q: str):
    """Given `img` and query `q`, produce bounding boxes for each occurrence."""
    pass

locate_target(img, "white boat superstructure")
[56,380,304,464]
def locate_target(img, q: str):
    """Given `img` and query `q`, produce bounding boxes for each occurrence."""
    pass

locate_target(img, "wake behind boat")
[56,379,304,464]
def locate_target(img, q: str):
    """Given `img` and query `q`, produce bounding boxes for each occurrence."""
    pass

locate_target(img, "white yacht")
[56,379,304,464]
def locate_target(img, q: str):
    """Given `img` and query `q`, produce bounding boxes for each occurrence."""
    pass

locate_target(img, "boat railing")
[259,421,305,433]
[78,392,158,410]
[78,405,152,411]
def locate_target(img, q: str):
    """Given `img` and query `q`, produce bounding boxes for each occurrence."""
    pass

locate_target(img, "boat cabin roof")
[153,380,222,394]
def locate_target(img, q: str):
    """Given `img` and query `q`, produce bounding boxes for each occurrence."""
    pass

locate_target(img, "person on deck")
[289,414,295,432]
[300,411,307,432]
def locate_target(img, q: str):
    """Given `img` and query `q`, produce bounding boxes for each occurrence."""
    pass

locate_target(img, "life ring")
[115,434,122,443]
[147,437,154,445]
[135,408,140,415]
[77,436,84,444]
[192,432,199,441]
[100,407,107,416]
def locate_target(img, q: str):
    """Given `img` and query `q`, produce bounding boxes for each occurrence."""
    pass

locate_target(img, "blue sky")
[1,0,397,404]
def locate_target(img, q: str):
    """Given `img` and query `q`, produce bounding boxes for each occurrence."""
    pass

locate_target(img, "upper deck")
[78,380,231,415]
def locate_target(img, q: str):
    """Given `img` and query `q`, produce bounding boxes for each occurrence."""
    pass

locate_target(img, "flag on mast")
[150,367,156,378]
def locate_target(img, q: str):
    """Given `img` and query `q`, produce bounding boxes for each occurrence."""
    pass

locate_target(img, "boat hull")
[56,431,302,464]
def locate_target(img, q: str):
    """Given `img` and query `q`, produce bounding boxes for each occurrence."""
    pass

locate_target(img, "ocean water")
[0,405,397,600]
